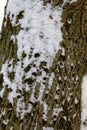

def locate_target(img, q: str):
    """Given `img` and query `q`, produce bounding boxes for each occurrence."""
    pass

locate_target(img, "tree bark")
[0,0,87,130]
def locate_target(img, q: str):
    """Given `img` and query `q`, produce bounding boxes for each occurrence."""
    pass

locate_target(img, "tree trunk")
[0,0,87,130]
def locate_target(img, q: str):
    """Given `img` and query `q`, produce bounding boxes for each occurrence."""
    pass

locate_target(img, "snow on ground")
[81,75,87,130]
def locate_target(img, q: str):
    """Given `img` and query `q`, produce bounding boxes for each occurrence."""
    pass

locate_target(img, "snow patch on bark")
[43,127,54,130]
[0,0,7,30]
[0,0,65,119]
[64,0,77,4]
[81,74,87,130]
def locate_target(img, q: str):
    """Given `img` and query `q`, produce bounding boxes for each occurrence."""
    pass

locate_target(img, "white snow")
[0,108,5,118]
[53,107,62,116]
[81,74,87,130]
[76,75,79,81]
[10,35,16,43]
[64,0,77,4]
[0,0,77,120]
[3,119,9,125]
[0,0,7,30]
[67,18,72,24]
[10,127,13,130]
[43,127,54,130]
[75,98,78,104]
[69,0,77,4]
[48,72,55,89]
[43,101,48,120]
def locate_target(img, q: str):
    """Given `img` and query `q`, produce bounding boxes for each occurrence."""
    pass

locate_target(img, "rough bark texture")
[0,0,87,130]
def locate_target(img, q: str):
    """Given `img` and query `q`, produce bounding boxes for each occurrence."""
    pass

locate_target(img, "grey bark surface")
[0,0,87,130]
